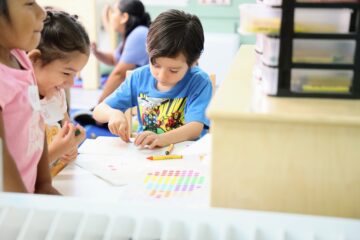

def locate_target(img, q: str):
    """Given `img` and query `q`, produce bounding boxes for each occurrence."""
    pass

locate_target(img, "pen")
[165,144,174,155]
[147,155,183,160]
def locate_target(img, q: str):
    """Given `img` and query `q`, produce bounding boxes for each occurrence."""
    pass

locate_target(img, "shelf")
[291,63,354,69]
[294,2,360,8]
[276,0,360,98]
[293,32,359,39]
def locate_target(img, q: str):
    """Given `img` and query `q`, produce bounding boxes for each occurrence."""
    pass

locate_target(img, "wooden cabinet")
[207,45,360,218]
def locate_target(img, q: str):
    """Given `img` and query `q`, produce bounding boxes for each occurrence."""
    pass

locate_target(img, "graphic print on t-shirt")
[138,94,186,134]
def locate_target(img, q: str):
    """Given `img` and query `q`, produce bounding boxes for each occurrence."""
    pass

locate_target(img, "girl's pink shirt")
[0,49,45,193]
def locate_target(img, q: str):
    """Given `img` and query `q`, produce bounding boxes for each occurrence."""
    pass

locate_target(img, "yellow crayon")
[165,144,174,155]
[147,155,183,161]
[50,159,67,177]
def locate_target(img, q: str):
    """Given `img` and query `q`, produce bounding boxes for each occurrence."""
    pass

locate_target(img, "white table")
[53,136,212,206]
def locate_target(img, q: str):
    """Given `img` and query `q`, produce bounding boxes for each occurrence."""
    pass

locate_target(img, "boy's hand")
[108,111,130,142]
[134,131,167,149]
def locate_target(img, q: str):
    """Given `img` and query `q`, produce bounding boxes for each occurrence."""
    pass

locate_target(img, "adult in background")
[92,0,150,103]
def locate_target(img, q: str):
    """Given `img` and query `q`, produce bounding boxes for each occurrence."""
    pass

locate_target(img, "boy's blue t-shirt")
[105,65,212,135]
[114,25,149,67]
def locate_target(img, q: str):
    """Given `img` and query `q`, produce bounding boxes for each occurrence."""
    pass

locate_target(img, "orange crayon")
[147,155,183,160]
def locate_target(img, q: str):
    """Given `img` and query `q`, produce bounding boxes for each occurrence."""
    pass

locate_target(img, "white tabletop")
[53,135,212,207]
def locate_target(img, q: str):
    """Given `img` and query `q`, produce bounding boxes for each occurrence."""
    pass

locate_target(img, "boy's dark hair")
[147,9,204,67]
[37,7,90,65]
[118,0,151,38]
[0,0,9,20]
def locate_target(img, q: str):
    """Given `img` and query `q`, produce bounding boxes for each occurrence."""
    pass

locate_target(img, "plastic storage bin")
[262,36,356,66]
[291,69,353,94]
[261,63,279,95]
[261,63,353,95]
[255,34,264,53]
[239,4,352,34]
[263,0,360,5]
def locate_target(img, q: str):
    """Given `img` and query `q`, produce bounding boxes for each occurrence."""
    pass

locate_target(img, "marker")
[147,155,183,161]
[75,129,81,136]
[165,144,174,155]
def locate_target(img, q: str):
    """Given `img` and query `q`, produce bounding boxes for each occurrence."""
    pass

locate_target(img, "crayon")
[165,144,174,155]
[50,159,67,177]
[147,155,183,161]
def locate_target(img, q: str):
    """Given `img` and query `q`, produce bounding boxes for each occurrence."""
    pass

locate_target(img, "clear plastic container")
[261,64,353,95]
[263,0,359,5]
[291,69,353,94]
[296,0,359,3]
[261,63,279,95]
[255,34,265,53]
[239,4,281,34]
[239,4,352,34]
[262,36,356,66]
[262,0,282,6]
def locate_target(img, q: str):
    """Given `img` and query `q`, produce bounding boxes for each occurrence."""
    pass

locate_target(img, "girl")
[28,8,89,173]
[0,0,58,193]
[92,0,151,103]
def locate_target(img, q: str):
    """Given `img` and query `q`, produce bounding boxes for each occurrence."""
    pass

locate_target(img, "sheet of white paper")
[76,137,199,186]
[180,134,211,155]
[75,154,146,186]
[79,136,193,158]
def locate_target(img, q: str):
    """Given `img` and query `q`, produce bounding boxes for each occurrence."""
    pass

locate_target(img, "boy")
[93,9,212,148]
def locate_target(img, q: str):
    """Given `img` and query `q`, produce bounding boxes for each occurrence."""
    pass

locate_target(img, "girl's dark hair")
[147,9,204,67]
[37,7,90,65]
[118,0,151,38]
[0,0,9,20]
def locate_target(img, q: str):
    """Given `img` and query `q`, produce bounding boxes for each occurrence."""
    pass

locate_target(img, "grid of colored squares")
[143,169,205,199]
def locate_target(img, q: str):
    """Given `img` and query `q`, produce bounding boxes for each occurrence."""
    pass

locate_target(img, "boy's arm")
[162,122,203,143]
[34,136,60,195]
[93,102,130,142]
[0,110,28,193]
[93,102,125,123]
[98,61,136,103]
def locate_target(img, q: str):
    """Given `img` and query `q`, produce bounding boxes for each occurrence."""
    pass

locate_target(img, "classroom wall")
[102,0,255,42]
[37,0,256,88]
[144,0,254,34]
[143,0,256,84]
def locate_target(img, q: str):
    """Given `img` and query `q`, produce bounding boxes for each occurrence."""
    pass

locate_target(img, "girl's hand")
[60,147,78,164]
[134,131,167,149]
[51,122,77,150]
[108,111,130,142]
[52,122,85,150]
